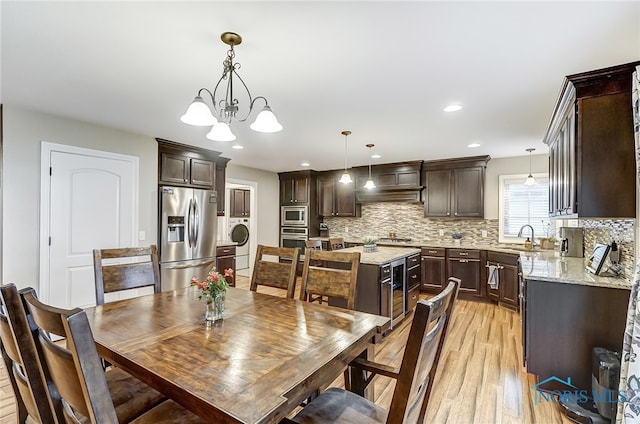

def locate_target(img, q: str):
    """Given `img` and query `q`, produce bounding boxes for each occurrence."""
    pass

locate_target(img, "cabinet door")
[280,179,294,205]
[317,178,335,216]
[293,177,309,204]
[335,181,356,216]
[190,158,215,187]
[216,255,236,287]
[421,256,445,292]
[452,167,484,218]
[424,170,451,217]
[230,189,243,218]
[380,280,391,318]
[447,259,481,295]
[486,260,500,301]
[407,285,419,313]
[160,153,189,185]
[215,164,226,216]
[242,189,251,217]
[499,263,519,308]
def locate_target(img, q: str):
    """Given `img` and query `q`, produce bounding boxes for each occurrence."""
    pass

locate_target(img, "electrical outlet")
[482,230,487,238]
[345,226,349,233]
[438,229,444,236]
[138,231,146,241]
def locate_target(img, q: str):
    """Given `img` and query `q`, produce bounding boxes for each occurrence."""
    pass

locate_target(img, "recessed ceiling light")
[231,145,243,150]
[301,161,310,167]
[444,104,462,112]
[468,143,481,148]
[371,154,382,159]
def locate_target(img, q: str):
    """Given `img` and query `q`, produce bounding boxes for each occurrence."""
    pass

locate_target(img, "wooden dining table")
[84,287,390,423]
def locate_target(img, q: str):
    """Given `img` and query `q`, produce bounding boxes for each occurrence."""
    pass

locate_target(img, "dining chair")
[299,249,360,310]
[21,289,206,423]
[250,245,300,299]
[288,277,461,424]
[329,237,346,250]
[0,282,62,423]
[93,245,161,305]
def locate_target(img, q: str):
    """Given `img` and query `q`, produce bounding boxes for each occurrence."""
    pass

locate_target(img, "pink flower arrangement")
[190,268,233,300]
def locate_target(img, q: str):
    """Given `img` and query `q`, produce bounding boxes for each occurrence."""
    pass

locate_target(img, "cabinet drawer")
[487,251,519,266]
[380,264,391,281]
[407,266,420,288]
[447,249,480,260]
[216,245,236,257]
[421,247,445,257]
[407,253,421,268]
[407,286,420,312]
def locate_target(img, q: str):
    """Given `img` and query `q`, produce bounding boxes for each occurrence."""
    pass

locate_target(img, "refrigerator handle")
[187,198,194,248]
[193,197,200,248]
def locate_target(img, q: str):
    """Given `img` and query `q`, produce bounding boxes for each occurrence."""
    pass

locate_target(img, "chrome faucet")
[517,224,535,246]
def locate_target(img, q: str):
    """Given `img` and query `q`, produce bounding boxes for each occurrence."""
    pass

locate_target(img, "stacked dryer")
[228,218,250,271]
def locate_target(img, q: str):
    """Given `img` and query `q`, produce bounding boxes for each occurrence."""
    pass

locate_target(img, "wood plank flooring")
[0,276,566,423]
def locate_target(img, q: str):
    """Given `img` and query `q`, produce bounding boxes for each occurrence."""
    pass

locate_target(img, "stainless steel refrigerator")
[159,186,217,291]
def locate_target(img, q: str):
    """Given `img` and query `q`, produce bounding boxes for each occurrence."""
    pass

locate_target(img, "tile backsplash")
[323,202,635,269]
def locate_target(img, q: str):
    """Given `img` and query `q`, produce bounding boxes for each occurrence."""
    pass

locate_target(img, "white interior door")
[41,143,138,308]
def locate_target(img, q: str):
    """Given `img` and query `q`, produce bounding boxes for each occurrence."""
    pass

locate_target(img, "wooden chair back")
[299,250,360,310]
[328,237,346,250]
[388,277,460,423]
[0,283,62,423]
[250,245,300,299]
[305,240,323,250]
[93,245,160,305]
[22,289,121,423]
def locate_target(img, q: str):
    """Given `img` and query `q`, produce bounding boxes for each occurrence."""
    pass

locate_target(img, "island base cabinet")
[525,280,629,392]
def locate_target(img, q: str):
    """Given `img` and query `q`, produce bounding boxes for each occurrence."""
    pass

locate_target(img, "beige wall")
[485,153,549,219]
[2,105,158,290]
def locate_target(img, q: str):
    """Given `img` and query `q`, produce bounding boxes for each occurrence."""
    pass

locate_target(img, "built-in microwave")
[281,206,308,227]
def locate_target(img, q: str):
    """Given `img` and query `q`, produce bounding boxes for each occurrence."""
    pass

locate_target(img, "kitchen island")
[328,246,420,333]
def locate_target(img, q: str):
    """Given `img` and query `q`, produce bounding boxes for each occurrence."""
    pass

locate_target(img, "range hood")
[354,161,424,203]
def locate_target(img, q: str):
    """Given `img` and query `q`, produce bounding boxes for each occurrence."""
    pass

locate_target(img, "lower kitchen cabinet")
[407,285,419,313]
[421,247,446,292]
[524,279,629,392]
[216,245,236,287]
[486,251,520,310]
[446,249,484,298]
[406,253,420,312]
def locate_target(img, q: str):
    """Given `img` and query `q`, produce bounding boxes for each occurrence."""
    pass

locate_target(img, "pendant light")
[364,144,376,190]
[338,131,353,184]
[524,148,536,186]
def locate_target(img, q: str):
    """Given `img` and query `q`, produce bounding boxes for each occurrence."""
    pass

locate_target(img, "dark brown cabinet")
[215,245,236,287]
[423,156,490,219]
[406,253,421,312]
[157,139,230,217]
[317,173,361,217]
[280,173,310,205]
[544,61,638,218]
[229,189,250,218]
[486,251,519,310]
[420,247,446,293]
[446,249,483,298]
[354,161,424,203]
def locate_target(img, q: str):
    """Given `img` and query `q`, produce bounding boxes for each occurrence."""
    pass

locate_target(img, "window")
[498,173,549,243]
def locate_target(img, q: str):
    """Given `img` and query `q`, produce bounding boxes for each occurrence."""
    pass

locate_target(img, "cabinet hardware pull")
[460,252,468,256]
[459,259,468,263]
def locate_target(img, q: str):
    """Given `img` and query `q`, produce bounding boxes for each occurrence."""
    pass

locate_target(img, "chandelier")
[180,32,282,142]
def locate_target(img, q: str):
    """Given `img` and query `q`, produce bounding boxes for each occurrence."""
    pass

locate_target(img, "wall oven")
[281,206,308,227]
[280,226,308,258]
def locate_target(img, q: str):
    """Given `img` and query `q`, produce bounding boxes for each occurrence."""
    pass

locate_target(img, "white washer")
[228,218,250,270]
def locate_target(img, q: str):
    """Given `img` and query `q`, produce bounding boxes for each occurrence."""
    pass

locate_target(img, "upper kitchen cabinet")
[279,170,316,206]
[423,156,490,218]
[317,171,361,217]
[157,139,230,216]
[229,189,250,218]
[354,161,424,203]
[544,62,638,218]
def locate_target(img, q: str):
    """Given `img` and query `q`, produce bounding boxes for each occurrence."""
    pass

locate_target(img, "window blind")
[501,176,549,238]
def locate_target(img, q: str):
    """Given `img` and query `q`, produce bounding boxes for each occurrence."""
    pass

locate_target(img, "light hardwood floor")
[0,276,567,423]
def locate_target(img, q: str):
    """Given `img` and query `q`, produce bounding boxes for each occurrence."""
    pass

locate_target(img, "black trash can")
[591,347,621,422]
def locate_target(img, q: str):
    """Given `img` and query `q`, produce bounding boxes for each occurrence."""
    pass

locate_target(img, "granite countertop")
[310,236,632,289]
[339,246,421,266]
[519,250,632,290]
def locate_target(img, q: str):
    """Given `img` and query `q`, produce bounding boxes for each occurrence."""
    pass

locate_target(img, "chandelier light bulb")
[181,96,218,126]
[206,122,236,142]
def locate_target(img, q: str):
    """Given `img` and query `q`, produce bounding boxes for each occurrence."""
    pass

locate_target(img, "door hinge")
[49,167,52,176]
[48,236,51,246]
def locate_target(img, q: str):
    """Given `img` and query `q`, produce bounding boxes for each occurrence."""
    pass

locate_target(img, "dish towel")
[487,265,499,290]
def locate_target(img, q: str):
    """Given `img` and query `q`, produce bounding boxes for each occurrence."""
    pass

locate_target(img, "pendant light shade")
[206,122,236,142]
[524,148,536,186]
[181,96,218,126]
[249,105,283,133]
[339,131,353,184]
[364,143,376,190]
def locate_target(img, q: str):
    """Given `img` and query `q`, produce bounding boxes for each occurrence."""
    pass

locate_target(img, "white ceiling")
[2,1,639,173]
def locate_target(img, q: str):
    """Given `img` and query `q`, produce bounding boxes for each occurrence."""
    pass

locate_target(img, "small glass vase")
[204,293,225,322]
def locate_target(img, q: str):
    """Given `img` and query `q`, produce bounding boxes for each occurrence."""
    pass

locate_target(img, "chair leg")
[344,368,351,391]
